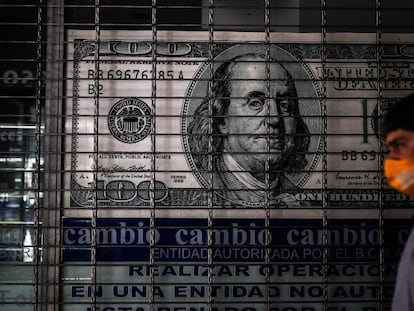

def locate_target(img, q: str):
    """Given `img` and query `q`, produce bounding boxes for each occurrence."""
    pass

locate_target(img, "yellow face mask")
[384,157,414,195]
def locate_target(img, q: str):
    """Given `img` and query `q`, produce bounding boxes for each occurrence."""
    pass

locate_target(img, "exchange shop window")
[55,3,392,311]
[3,1,414,310]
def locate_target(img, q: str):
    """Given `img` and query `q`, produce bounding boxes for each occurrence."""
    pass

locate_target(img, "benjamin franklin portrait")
[183,45,322,207]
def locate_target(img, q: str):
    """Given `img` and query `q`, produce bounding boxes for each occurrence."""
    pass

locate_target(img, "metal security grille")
[2,1,414,311]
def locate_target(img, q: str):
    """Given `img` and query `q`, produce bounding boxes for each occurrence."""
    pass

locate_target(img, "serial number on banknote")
[87,69,184,80]
[342,150,377,161]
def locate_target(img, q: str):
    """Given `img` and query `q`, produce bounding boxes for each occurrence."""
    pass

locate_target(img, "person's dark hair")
[381,93,414,137]
[187,53,310,173]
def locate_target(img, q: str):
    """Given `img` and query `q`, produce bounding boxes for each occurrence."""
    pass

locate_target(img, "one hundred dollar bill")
[65,31,414,209]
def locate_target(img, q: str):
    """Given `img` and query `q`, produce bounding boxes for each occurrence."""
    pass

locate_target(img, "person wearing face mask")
[382,93,414,311]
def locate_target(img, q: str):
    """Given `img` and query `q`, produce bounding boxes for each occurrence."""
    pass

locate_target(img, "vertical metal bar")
[320,0,329,310]
[264,1,271,311]
[91,0,101,310]
[375,1,385,310]
[207,2,214,311]
[43,0,64,309]
[150,1,157,311]
[33,0,44,309]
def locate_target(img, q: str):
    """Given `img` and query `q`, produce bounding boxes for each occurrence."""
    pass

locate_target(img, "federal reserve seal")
[108,98,152,143]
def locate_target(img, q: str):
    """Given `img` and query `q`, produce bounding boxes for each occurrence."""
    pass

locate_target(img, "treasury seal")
[108,98,152,143]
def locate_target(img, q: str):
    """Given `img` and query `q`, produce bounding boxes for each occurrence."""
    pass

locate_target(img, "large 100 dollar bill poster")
[62,31,414,311]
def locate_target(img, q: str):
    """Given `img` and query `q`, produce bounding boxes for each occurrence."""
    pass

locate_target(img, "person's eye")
[248,98,265,111]
[278,99,293,112]
[397,143,407,151]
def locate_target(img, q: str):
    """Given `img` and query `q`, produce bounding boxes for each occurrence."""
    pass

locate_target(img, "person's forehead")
[229,60,288,80]
[386,128,414,145]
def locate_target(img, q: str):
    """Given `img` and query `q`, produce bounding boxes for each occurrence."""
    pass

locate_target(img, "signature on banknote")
[97,164,148,178]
